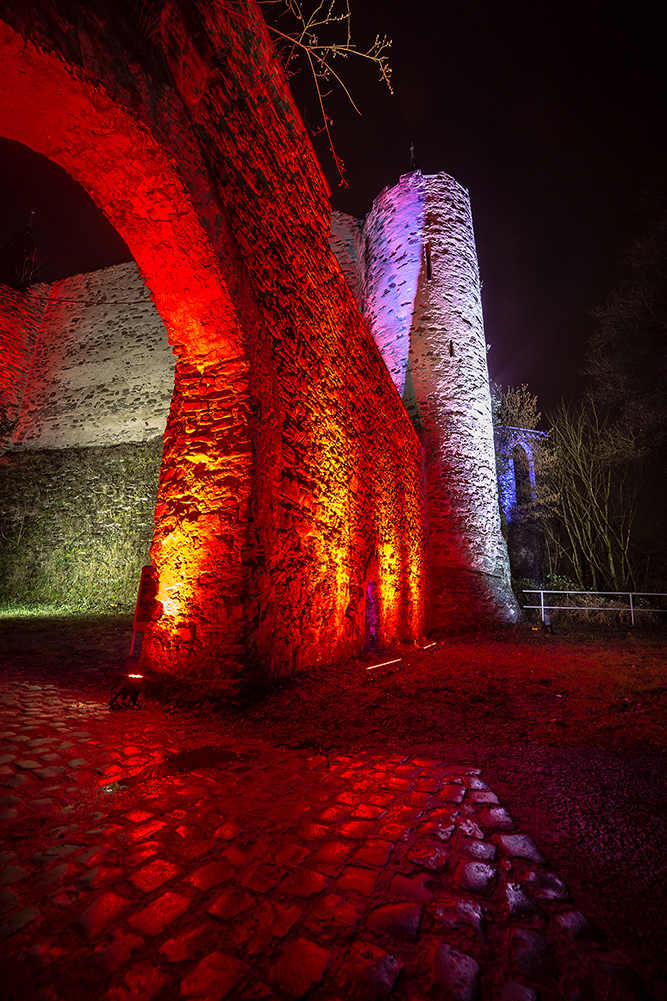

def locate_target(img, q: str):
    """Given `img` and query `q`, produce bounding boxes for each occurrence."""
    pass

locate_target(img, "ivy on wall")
[0,438,162,612]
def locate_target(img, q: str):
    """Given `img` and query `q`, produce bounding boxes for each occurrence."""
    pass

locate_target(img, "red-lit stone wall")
[248,272,428,679]
[0,1,428,682]
[0,13,258,680]
[0,284,51,451]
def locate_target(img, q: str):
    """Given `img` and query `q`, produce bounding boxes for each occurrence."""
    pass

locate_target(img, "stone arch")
[512,444,534,508]
[0,6,432,684]
[0,21,255,677]
[0,24,244,365]
[507,439,542,584]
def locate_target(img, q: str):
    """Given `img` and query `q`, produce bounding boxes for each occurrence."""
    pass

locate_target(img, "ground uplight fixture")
[110,673,145,708]
[365,658,402,677]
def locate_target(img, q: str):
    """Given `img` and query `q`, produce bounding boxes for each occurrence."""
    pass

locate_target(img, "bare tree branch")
[215,1,392,185]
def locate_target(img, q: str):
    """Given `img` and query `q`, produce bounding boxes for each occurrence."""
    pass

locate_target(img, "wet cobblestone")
[0,680,650,999]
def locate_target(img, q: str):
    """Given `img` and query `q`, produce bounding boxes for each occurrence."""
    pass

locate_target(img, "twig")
[212,1,392,185]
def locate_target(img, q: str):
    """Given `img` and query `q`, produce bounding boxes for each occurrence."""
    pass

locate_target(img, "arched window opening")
[512,445,533,507]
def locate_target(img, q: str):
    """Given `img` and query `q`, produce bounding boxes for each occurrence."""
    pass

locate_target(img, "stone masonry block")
[478,807,514,831]
[268,938,331,999]
[232,900,302,956]
[366,902,423,938]
[390,872,434,902]
[130,860,182,893]
[352,840,394,867]
[180,951,248,1000]
[102,960,170,1001]
[505,882,537,916]
[91,930,145,976]
[497,835,545,864]
[429,942,480,1001]
[279,868,329,898]
[128,892,191,936]
[407,841,450,870]
[335,866,379,896]
[526,871,570,900]
[511,928,558,984]
[335,940,404,1001]
[455,837,497,861]
[434,896,486,933]
[453,861,498,896]
[72,893,130,942]
[305,893,365,941]
[207,887,255,920]
[159,922,217,963]
[187,860,234,891]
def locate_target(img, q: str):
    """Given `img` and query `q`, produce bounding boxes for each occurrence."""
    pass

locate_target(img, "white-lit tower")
[332,170,518,628]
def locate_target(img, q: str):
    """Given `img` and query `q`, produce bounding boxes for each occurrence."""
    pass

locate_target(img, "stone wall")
[1,262,175,451]
[495,426,545,523]
[0,283,50,450]
[0,261,173,614]
[0,252,429,666]
[248,272,428,679]
[329,212,364,313]
[0,439,161,611]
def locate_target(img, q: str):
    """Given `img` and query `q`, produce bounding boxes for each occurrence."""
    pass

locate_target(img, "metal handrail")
[522,589,667,627]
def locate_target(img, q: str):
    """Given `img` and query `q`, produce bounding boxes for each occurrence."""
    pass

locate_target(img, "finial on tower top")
[410,142,418,171]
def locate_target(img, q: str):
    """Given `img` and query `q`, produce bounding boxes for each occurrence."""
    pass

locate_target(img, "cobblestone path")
[0,681,646,1000]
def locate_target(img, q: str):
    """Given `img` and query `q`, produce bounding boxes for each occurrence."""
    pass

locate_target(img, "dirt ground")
[242,625,667,757]
[1,615,666,997]
[1,615,666,755]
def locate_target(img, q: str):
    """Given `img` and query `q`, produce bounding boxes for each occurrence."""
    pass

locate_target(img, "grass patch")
[0,602,117,619]
[0,611,134,666]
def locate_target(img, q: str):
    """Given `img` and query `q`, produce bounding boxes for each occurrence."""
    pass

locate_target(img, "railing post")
[540,590,545,623]
[630,592,635,627]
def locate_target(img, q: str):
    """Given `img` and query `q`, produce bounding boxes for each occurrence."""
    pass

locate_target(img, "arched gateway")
[0,1,515,689]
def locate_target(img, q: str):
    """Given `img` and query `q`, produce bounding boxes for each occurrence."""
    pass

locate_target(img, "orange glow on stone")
[0,7,430,684]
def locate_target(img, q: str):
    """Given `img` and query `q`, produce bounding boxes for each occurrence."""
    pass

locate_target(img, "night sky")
[1,0,665,414]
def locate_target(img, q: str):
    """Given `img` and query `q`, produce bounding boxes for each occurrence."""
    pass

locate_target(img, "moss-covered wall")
[0,438,162,612]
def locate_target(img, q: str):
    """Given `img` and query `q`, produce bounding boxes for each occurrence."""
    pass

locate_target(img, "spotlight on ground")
[110,673,144,708]
[365,658,402,678]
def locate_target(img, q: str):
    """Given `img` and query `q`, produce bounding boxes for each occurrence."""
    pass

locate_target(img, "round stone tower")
[407,172,517,627]
[332,170,518,629]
